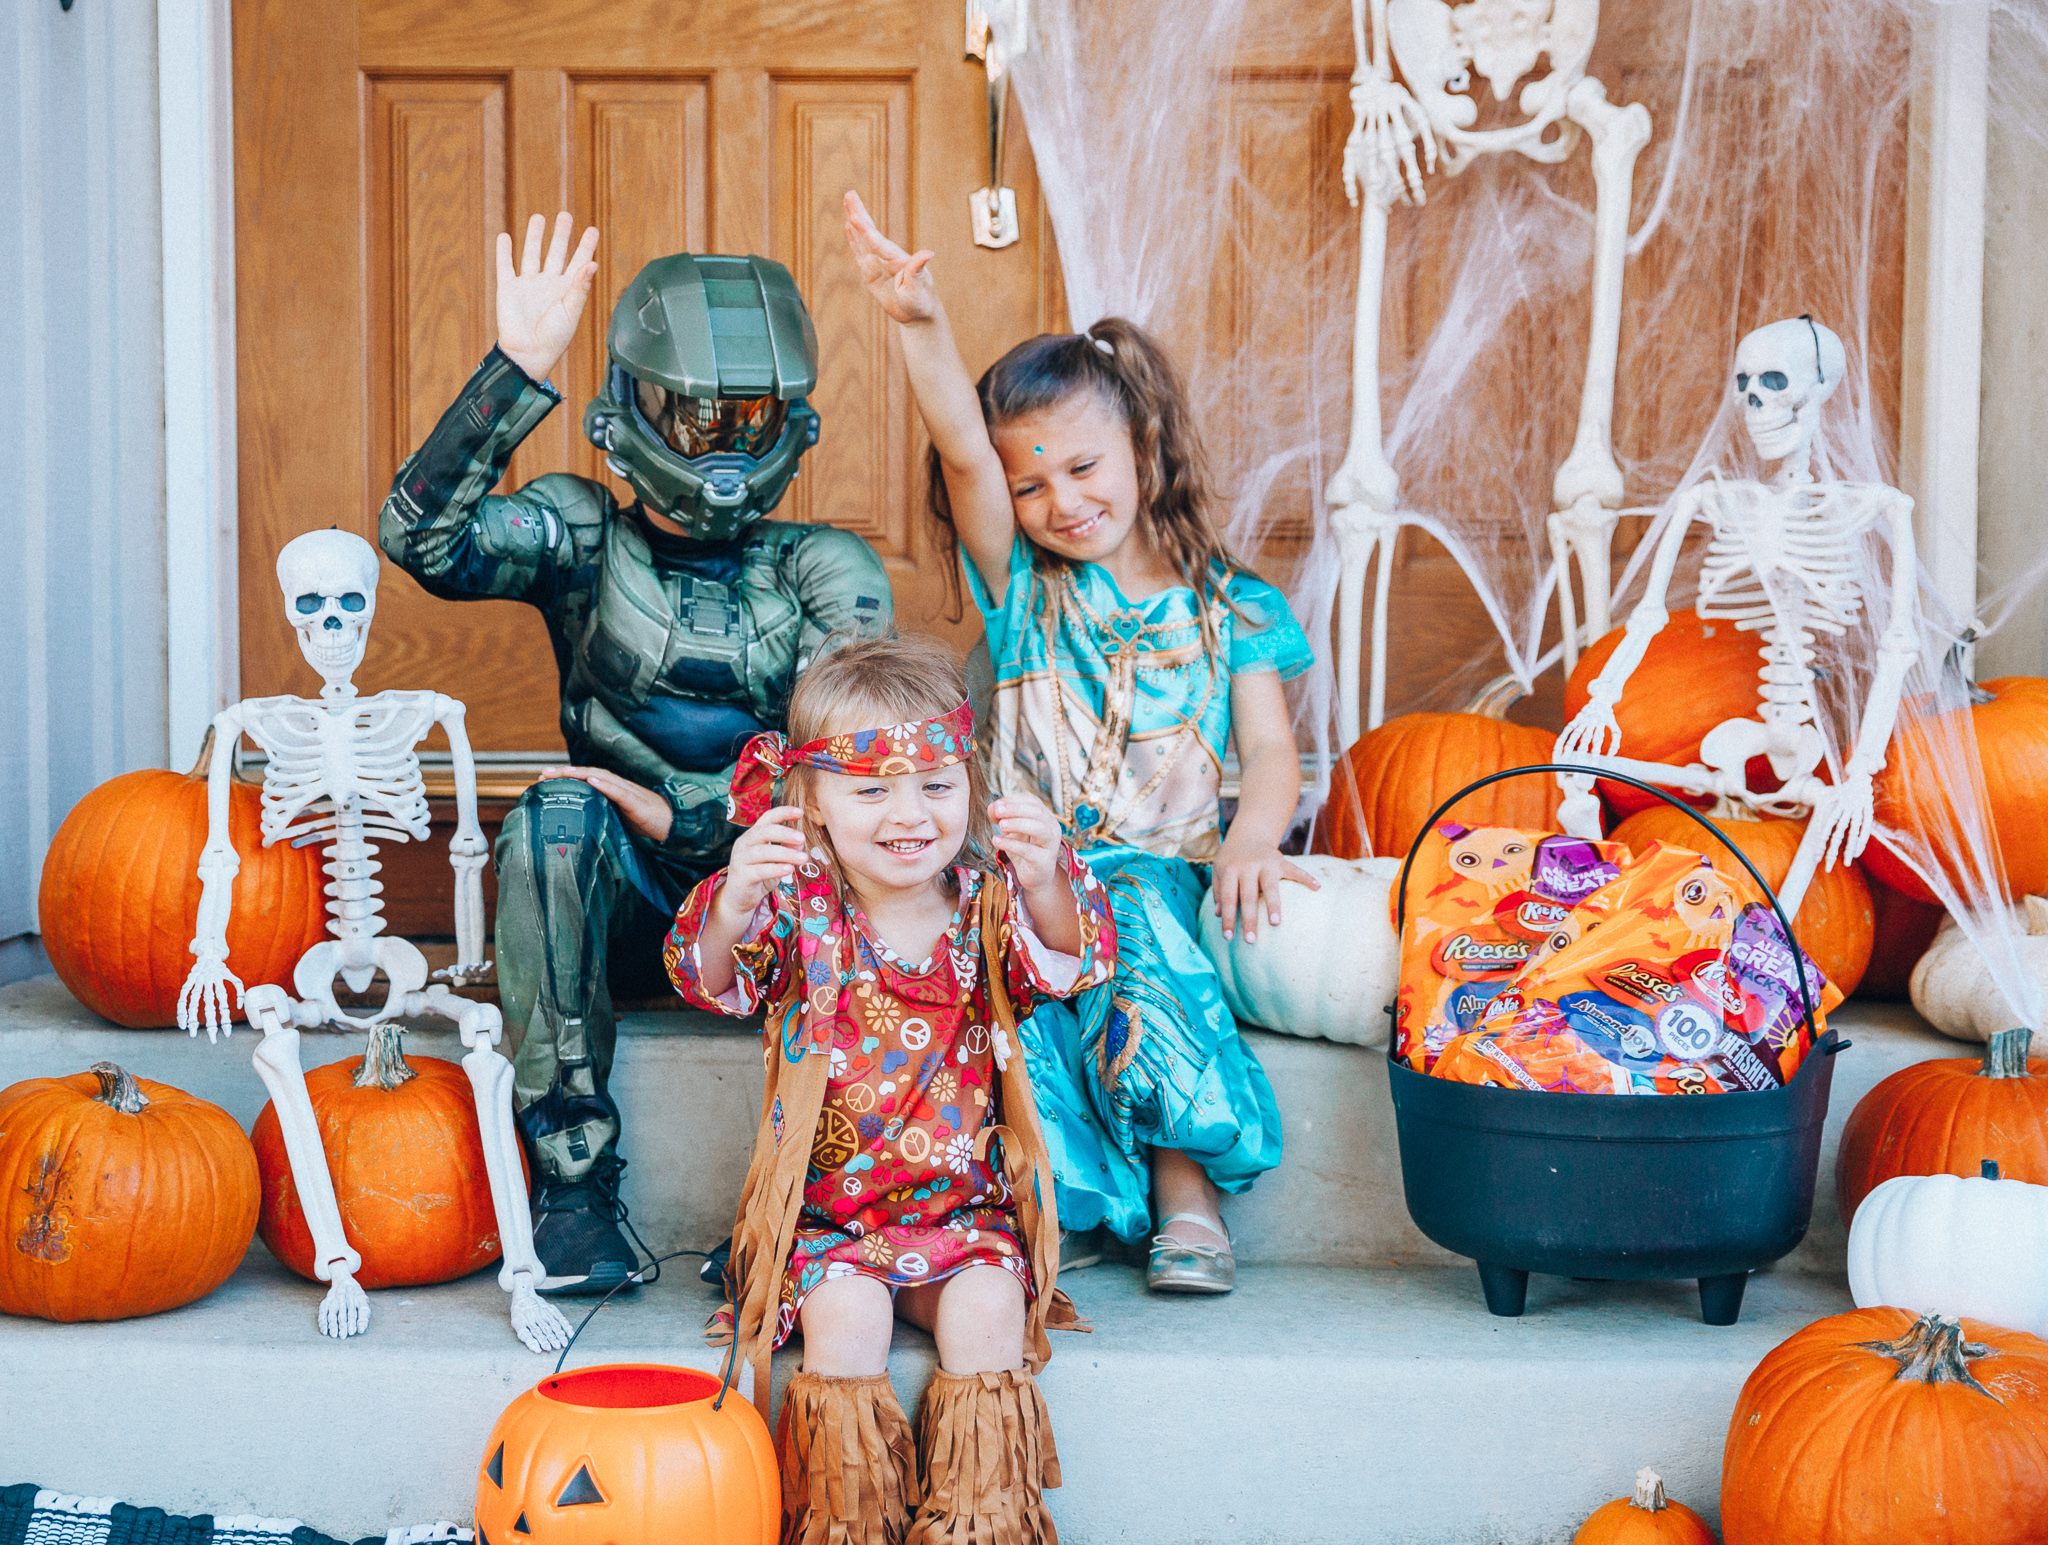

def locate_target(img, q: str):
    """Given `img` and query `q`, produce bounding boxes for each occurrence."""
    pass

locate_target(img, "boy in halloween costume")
[378,214,890,1293]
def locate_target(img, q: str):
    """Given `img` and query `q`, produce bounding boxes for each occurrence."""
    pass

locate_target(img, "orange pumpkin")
[1565,609,1769,821]
[1867,676,2048,905]
[253,1026,510,1290]
[0,1062,258,1321]
[1720,1309,2048,1544]
[1853,876,1944,1000]
[1572,1470,1715,1545]
[1607,805,1874,997]
[37,735,328,1027]
[1314,678,1558,860]
[477,1363,778,1545]
[1835,1027,2048,1225]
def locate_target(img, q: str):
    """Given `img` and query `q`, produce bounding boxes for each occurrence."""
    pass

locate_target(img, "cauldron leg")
[1476,1262,1528,1317]
[1698,1272,1748,1325]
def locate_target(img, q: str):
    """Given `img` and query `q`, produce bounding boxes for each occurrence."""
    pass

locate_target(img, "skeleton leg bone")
[1334,506,1403,746]
[407,983,573,1353]
[244,984,369,1340]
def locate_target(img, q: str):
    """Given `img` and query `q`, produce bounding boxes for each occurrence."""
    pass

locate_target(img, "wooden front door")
[234,0,1067,761]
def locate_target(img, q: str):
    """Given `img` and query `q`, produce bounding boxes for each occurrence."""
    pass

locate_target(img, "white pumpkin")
[1846,1166,2048,1336]
[1910,895,2048,1044]
[1198,854,1400,1047]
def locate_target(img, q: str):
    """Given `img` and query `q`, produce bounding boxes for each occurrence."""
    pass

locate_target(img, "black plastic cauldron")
[1385,765,1850,1326]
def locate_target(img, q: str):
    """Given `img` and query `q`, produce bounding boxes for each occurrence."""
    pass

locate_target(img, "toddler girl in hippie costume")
[845,192,1317,1292]
[668,633,1112,1543]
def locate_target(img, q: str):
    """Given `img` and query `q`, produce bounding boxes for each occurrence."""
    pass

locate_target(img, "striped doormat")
[0,1489,471,1545]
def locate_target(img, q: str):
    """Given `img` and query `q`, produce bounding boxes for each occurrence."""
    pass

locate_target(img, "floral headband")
[727,699,976,824]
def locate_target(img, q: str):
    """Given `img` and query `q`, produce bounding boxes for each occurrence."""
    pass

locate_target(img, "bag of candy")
[1433,840,1841,1094]
[1392,822,1630,1072]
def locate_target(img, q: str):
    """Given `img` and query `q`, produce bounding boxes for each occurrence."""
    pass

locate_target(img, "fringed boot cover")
[906,1368,1060,1545]
[777,1370,918,1545]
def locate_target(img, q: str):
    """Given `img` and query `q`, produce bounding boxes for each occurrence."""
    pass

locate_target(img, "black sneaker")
[532,1154,646,1297]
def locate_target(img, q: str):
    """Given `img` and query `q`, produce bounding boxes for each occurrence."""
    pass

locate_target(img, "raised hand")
[990,793,1065,893]
[844,190,938,325]
[496,213,600,385]
[716,806,809,925]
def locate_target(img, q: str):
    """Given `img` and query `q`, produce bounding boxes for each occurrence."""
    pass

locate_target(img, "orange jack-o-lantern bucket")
[476,1363,777,1544]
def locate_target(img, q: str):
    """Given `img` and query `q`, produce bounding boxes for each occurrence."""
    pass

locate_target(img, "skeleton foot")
[317,1270,371,1340]
[511,1277,573,1355]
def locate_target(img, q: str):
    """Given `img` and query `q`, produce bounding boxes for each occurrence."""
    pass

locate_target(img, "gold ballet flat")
[1146,1211,1234,1295]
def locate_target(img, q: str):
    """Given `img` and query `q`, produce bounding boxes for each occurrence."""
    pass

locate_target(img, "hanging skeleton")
[1329,0,1652,742]
[1555,316,1922,920]
[176,529,570,1354]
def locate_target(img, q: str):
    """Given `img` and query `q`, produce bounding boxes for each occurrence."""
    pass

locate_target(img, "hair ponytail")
[924,317,1255,642]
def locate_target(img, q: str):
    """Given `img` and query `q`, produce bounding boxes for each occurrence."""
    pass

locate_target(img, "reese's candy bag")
[1393,822,1628,1072]
[1441,840,1840,1093]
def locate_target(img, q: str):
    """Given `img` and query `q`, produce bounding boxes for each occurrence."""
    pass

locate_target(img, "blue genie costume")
[967,535,1313,1244]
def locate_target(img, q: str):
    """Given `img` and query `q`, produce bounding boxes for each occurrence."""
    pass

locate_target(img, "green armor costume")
[378,255,890,1286]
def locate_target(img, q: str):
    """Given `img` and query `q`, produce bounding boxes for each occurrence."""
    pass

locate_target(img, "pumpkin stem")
[1980,1027,2033,1079]
[1983,1159,2002,1180]
[1629,1469,1667,1511]
[354,1024,418,1090]
[186,725,216,780]
[1461,674,1526,720]
[1857,1312,1998,1396]
[2023,895,2048,937]
[90,1061,148,1114]
[1968,681,1995,707]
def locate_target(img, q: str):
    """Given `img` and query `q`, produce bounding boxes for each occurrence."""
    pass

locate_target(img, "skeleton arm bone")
[434,695,491,984]
[177,705,251,1040]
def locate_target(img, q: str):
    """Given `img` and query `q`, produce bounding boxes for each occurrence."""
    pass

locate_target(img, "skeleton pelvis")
[293,937,430,1028]
[1698,716,1825,787]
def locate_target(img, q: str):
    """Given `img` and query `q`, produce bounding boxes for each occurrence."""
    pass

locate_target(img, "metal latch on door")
[965,0,1029,249]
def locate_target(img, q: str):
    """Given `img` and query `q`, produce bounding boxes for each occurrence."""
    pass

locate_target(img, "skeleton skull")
[1732,316,1847,469]
[276,529,380,691]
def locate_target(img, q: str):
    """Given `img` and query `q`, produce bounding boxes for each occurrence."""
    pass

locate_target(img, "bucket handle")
[1390,763,1820,1048]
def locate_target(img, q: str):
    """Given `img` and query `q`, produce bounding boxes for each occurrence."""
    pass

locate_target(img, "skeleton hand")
[176,949,245,1042]
[1556,700,1623,762]
[510,1277,573,1355]
[1343,77,1437,208]
[1813,772,1876,870]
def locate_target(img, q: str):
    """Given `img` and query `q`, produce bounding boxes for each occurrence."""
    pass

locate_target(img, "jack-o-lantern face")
[476,1364,777,1545]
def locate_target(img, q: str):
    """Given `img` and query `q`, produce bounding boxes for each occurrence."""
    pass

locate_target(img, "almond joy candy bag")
[1436,840,1841,1094]
[1393,823,1628,1072]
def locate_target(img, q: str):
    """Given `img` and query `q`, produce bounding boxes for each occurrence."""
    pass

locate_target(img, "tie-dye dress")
[667,851,1115,1345]
[966,538,1314,1241]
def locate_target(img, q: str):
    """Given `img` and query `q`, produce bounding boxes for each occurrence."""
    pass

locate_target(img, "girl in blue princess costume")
[845,191,1318,1293]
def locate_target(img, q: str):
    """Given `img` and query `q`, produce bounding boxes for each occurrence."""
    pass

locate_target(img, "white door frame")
[158,0,238,768]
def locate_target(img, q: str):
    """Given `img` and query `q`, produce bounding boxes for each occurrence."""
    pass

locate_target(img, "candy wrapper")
[1432,840,1842,1094]
[1393,823,1629,1072]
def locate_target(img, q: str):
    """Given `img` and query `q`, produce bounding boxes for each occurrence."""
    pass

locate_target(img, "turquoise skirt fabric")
[1022,845,1284,1243]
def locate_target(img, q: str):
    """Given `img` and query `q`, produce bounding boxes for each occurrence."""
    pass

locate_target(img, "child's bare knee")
[797,1274,895,1375]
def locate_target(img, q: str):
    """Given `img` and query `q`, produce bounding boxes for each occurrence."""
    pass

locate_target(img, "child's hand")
[539,765,671,843]
[990,794,1065,891]
[844,190,939,324]
[1212,845,1321,945]
[496,213,600,384]
[716,806,807,923]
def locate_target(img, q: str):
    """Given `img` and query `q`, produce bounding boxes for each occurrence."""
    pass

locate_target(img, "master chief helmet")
[583,253,822,541]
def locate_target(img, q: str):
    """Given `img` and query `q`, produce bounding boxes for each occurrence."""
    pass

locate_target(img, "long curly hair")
[927,317,1250,646]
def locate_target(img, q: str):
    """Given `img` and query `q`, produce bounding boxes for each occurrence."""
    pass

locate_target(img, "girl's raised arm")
[843,191,1016,595]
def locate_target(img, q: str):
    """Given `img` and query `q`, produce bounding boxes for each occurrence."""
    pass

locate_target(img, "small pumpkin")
[1565,608,1774,821]
[1572,1469,1715,1545]
[36,732,328,1027]
[477,1363,778,1545]
[1867,676,2048,904]
[0,1062,259,1321]
[1835,1027,2048,1224]
[1314,677,1558,861]
[1606,803,1874,997]
[1199,855,1400,1046]
[253,1026,509,1290]
[1848,1164,2048,1337]
[1855,876,1944,1000]
[1720,1309,2048,1544]
[1909,896,2048,1043]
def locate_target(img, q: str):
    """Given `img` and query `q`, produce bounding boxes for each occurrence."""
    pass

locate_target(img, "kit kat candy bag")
[1392,823,1627,1072]
[1445,840,1840,1093]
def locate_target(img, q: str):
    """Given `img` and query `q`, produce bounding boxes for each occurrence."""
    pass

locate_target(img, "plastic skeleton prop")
[1554,317,1921,920]
[1329,0,1652,742]
[176,530,571,1354]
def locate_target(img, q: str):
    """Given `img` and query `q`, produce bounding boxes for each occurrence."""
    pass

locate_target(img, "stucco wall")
[0,0,168,984]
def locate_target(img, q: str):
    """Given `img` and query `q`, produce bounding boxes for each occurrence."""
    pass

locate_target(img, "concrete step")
[0,976,1968,1273]
[0,1239,1854,1543]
